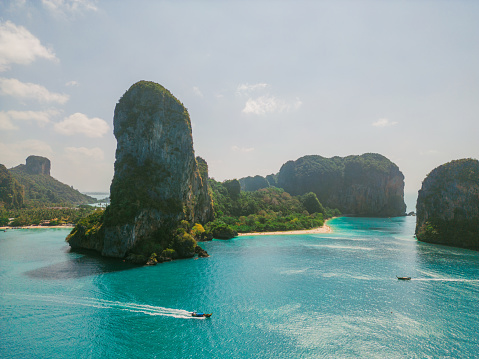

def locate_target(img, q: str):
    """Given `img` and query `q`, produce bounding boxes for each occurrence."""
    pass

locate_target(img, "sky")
[1,0,478,210]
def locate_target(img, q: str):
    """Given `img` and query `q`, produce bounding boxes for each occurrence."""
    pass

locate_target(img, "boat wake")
[4,293,204,319]
[411,278,479,283]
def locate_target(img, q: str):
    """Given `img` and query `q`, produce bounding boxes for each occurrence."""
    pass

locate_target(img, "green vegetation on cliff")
[104,156,182,227]
[114,80,190,137]
[0,164,24,209]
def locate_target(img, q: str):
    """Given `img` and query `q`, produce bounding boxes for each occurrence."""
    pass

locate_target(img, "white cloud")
[232,145,255,153]
[0,112,18,130]
[65,146,104,161]
[242,96,302,115]
[0,109,60,128]
[54,112,109,137]
[42,0,98,14]
[65,80,79,87]
[236,83,270,95]
[0,78,69,103]
[0,21,57,71]
[192,86,203,97]
[372,118,398,127]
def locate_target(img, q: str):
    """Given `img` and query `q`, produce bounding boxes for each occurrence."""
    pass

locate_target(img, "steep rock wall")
[239,175,270,192]
[277,153,406,217]
[68,81,213,258]
[415,159,479,249]
[25,155,50,175]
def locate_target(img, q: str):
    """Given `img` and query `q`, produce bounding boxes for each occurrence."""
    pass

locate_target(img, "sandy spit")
[238,221,333,237]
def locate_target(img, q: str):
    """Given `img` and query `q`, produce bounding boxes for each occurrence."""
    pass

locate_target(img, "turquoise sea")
[1,217,478,358]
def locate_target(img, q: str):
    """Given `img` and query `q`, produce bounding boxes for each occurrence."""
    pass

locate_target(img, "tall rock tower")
[68,81,213,258]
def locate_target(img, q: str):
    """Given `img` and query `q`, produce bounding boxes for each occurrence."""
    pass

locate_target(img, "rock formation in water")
[9,156,95,205]
[415,159,479,250]
[276,153,406,217]
[67,80,213,259]
[0,164,24,209]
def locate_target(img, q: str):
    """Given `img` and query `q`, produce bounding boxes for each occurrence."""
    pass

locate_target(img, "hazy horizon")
[1,1,478,207]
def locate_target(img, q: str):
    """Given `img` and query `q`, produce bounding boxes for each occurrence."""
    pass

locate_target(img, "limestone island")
[67,81,213,264]
[416,158,479,250]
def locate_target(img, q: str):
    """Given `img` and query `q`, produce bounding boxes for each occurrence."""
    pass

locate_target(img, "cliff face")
[277,153,406,217]
[0,164,24,209]
[25,155,50,175]
[239,175,270,192]
[416,159,479,250]
[68,81,213,258]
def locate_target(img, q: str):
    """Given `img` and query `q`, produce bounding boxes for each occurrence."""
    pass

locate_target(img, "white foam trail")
[411,278,479,283]
[3,294,205,319]
[310,244,374,251]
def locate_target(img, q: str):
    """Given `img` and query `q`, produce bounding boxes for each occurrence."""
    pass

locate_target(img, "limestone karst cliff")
[276,153,406,217]
[67,81,213,259]
[239,175,270,192]
[25,155,51,175]
[416,159,479,250]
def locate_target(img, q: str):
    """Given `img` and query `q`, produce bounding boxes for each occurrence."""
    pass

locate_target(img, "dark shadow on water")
[25,248,140,280]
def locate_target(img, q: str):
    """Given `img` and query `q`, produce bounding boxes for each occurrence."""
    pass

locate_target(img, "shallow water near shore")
[1,217,478,358]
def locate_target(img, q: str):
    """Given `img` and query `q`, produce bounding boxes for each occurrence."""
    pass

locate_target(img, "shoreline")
[0,225,74,230]
[238,220,333,237]
[2,218,336,235]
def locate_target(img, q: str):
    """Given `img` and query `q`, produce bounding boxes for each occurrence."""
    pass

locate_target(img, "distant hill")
[235,153,406,217]
[0,164,24,209]
[9,155,96,206]
[238,175,270,192]
[277,153,406,217]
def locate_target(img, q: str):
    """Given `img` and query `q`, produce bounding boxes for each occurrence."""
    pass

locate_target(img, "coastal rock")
[195,245,209,257]
[0,164,24,209]
[277,153,406,217]
[209,222,238,240]
[68,80,213,258]
[415,159,479,250]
